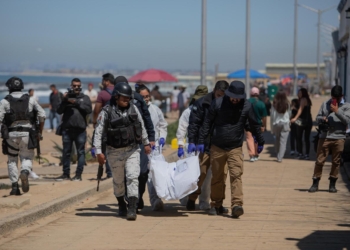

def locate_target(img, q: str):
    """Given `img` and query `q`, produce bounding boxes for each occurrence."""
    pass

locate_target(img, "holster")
[2,139,8,155]
[28,128,38,150]
[1,124,9,139]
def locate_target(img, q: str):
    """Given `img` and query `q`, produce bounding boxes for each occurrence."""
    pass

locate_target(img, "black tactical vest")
[4,94,35,127]
[104,104,143,149]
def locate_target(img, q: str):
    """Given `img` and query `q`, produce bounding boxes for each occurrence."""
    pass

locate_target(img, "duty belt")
[8,127,31,132]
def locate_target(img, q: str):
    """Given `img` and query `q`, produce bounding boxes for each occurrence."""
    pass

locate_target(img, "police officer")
[93,82,151,221]
[0,77,46,195]
[114,76,155,212]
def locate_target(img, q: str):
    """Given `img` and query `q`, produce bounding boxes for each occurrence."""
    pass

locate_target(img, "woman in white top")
[137,85,168,211]
[270,91,290,162]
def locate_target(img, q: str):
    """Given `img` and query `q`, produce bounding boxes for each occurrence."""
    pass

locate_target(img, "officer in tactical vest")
[0,77,46,195]
[93,82,151,221]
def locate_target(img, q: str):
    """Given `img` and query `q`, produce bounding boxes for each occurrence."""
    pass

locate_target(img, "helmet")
[6,77,24,91]
[112,82,133,98]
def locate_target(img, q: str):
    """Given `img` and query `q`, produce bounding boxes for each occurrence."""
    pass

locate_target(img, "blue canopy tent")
[227,69,270,79]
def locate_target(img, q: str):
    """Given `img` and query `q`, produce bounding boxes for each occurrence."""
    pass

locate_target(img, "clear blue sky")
[0,0,339,72]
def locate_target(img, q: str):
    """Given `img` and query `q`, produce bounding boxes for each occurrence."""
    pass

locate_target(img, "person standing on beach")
[92,73,115,178]
[48,84,63,133]
[0,77,46,195]
[55,78,92,181]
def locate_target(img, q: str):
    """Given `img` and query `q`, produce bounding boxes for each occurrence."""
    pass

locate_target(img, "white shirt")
[182,91,190,103]
[148,102,168,142]
[270,106,291,134]
[171,89,180,104]
[84,89,98,100]
[176,106,192,146]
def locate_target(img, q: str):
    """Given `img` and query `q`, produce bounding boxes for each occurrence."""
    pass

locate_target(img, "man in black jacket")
[56,78,92,181]
[186,80,229,211]
[197,81,264,218]
[114,76,155,211]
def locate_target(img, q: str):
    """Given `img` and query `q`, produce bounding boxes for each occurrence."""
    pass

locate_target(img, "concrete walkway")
[0,140,349,250]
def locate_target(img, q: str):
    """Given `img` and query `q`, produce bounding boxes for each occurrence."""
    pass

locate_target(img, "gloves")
[196,144,205,153]
[187,143,196,154]
[91,147,96,158]
[159,138,165,147]
[257,144,264,154]
[178,147,184,158]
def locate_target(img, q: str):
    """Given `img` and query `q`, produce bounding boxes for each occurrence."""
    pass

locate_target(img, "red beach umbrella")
[129,68,178,83]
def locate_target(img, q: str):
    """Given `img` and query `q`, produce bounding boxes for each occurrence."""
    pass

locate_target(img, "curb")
[0,180,112,235]
[0,152,178,235]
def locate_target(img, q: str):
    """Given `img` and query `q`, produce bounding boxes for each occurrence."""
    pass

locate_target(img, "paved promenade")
[1,137,350,249]
[0,96,349,249]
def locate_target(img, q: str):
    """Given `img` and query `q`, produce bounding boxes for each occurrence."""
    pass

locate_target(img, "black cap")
[114,76,129,85]
[225,81,246,99]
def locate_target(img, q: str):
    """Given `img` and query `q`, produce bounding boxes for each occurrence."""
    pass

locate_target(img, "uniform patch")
[193,106,198,111]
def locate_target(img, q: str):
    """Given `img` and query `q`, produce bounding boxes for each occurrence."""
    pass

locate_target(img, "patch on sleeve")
[193,106,197,111]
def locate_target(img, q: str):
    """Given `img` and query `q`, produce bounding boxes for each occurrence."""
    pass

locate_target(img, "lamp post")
[200,0,207,87]
[293,0,298,96]
[298,4,336,88]
[245,0,251,99]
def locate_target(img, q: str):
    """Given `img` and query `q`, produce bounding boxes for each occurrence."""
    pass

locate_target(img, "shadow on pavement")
[75,203,121,218]
[293,188,329,192]
[139,203,190,217]
[285,230,350,250]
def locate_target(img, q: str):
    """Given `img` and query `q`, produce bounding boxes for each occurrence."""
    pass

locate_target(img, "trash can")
[268,85,278,100]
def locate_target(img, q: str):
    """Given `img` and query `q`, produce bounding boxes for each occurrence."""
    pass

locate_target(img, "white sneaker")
[29,171,39,179]
[255,156,259,161]
[47,129,52,133]
[249,157,256,162]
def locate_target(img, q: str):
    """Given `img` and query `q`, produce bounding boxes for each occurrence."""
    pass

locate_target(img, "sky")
[0,0,340,72]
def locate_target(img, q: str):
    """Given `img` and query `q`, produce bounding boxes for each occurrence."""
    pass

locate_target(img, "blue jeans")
[49,111,60,130]
[62,129,87,175]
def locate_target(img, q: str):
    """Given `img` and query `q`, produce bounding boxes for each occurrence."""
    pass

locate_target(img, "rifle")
[96,164,104,191]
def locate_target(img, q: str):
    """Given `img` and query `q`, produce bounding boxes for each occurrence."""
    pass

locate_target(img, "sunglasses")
[72,85,81,88]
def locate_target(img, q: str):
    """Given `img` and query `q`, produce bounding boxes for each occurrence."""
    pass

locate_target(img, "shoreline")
[0,72,104,78]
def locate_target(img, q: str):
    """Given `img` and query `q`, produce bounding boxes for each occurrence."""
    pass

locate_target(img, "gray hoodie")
[316,99,350,139]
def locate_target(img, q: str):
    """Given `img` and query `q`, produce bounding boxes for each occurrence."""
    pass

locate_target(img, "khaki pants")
[313,138,345,179]
[189,152,211,201]
[246,131,257,157]
[210,145,243,208]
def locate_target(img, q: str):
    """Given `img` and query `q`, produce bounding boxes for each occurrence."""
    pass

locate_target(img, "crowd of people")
[0,75,349,221]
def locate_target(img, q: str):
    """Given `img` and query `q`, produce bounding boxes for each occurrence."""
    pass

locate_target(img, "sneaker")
[20,170,30,193]
[29,171,39,179]
[254,156,259,161]
[71,175,82,181]
[186,199,196,211]
[249,157,256,162]
[106,174,112,179]
[304,155,310,160]
[47,129,52,133]
[152,198,164,211]
[290,151,295,156]
[232,206,244,218]
[208,207,218,216]
[298,154,305,160]
[218,206,229,214]
[55,174,71,181]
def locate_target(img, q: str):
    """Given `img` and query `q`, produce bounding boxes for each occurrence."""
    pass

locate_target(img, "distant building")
[265,63,326,80]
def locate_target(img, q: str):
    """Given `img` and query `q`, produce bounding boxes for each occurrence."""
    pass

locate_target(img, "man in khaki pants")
[309,85,350,193]
[197,81,265,218]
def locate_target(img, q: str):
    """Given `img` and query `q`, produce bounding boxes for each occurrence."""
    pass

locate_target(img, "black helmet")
[112,82,133,98]
[6,77,24,91]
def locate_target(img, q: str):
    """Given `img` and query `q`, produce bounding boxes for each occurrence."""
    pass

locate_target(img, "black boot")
[127,196,138,221]
[116,196,127,216]
[308,177,320,193]
[329,177,338,193]
[9,182,21,196]
[20,170,30,193]
[186,199,196,211]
